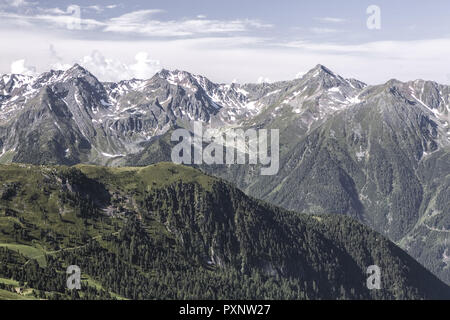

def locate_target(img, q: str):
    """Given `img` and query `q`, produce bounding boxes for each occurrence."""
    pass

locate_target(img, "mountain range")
[0,63,449,295]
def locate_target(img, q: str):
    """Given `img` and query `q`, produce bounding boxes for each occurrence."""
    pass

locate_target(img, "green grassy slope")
[0,163,449,300]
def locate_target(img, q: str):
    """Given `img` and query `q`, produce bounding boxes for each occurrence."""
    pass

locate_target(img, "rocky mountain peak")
[156,69,200,87]
[304,64,339,79]
[62,63,99,81]
[300,64,356,92]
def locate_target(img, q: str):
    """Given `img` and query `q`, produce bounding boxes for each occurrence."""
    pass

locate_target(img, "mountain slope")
[1,64,449,287]
[115,68,450,286]
[0,163,449,299]
[200,76,450,285]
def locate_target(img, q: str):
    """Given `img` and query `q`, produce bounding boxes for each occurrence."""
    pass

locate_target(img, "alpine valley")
[0,64,449,299]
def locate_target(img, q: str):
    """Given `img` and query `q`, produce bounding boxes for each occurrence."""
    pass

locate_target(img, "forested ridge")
[0,163,449,300]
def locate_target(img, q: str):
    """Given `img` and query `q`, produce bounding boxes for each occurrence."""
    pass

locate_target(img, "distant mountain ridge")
[1,64,448,166]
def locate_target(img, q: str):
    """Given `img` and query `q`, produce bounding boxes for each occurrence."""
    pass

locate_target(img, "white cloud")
[0,6,271,38]
[51,62,71,71]
[315,17,346,23]
[257,76,271,84]
[129,52,161,79]
[310,27,340,34]
[40,7,66,15]
[0,10,104,31]
[103,10,272,37]
[80,51,127,81]
[83,4,118,12]
[77,50,160,82]
[10,59,36,75]
[85,5,103,13]
[4,0,33,7]
[48,44,71,71]
[283,39,449,58]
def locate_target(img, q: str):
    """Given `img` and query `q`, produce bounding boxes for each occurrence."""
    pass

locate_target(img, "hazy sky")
[1,0,450,84]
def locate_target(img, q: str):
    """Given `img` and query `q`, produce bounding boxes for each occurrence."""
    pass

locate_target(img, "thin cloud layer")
[0,5,272,37]
[1,1,450,85]
[104,13,272,37]
[315,17,346,23]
